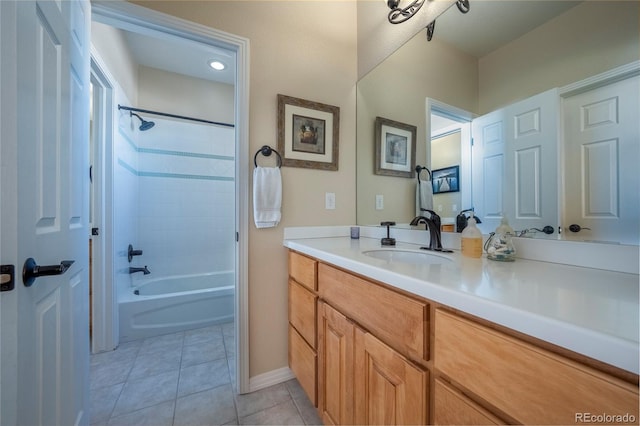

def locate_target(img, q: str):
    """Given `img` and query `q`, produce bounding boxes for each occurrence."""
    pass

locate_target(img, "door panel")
[563,75,639,244]
[0,1,90,425]
[318,302,355,425]
[472,110,505,232]
[354,328,427,425]
[505,88,559,233]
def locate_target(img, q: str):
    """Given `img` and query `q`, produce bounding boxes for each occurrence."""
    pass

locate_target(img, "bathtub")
[119,271,234,342]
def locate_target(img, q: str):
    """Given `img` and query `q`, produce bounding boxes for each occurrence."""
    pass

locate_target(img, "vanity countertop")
[283,235,639,374]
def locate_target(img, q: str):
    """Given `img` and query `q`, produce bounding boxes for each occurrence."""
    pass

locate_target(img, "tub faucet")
[410,209,444,251]
[129,266,150,275]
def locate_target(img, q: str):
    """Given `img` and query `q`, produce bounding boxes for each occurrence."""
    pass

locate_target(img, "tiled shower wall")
[119,115,235,283]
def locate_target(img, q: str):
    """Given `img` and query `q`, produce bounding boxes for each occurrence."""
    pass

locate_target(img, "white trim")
[248,367,295,393]
[425,98,474,213]
[89,46,118,353]
[559,60,640,97]
[91,0,251,394]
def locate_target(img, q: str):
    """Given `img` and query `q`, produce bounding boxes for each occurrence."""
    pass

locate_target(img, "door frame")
[90,49,117,354]
[91,0,251,394]
[425,98,475,213]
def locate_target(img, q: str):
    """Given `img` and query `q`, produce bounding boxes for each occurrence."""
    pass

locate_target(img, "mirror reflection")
[356,0,639,245]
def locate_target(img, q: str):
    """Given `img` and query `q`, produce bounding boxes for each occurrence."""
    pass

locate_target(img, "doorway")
[90,1,250,394]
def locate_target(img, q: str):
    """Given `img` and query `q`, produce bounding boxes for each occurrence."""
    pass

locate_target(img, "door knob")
[22,258,75,287]
[568,224,591,233]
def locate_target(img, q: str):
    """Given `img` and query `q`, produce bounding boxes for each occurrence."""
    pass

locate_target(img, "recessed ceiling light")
[208,60,226,71]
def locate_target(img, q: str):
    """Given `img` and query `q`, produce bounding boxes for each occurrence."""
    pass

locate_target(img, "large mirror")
[356,0,639,245]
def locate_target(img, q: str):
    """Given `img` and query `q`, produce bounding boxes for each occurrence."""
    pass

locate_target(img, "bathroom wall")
[91,22,139,105]
[92,23,142,325]
[115,103,140,306]
[136,67,236,280]
[129,0,358,379]
[479,1,640,114]
[136,117,235,279]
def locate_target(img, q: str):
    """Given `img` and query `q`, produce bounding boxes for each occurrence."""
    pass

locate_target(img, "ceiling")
[122,29,236,85]
[117,1,582,94]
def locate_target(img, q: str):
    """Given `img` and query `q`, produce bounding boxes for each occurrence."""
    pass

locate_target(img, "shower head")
[130,112,155,131]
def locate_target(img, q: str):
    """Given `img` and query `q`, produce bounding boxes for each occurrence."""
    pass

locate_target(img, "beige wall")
[138,66,234,124]
[356,30,477,225]
[479,1,640,113]
[91,22,139,104]
[129,0,357,378]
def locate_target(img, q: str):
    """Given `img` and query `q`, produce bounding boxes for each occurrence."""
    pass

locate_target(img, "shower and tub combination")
[115,106,236,342]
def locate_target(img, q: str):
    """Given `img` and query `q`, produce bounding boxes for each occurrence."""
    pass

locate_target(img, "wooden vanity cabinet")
[287,251,318,406]
[287,249,639,425]
[316,263,429,425]
[434,308,639,425]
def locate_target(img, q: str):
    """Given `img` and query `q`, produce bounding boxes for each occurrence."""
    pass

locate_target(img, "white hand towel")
[253,166,282,228]
[416,180,434,216]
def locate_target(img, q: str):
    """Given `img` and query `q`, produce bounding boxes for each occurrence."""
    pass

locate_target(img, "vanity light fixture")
[386,0,471,41]
[208,60,226,71]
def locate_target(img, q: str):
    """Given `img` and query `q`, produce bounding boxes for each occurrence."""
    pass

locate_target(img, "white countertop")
[283,235,639,374]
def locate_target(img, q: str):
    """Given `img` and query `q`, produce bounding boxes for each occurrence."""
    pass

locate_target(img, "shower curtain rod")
[118,105,234,128]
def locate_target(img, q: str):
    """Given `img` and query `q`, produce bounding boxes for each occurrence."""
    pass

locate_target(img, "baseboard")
[248,366,295,393]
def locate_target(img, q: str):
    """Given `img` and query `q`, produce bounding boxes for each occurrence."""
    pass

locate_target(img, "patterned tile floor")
[90,322,321,425]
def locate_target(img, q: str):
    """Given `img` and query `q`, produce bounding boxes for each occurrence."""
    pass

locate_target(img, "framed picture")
[374,116,417,178]
[277,94,340,170]
[432,165,460,194]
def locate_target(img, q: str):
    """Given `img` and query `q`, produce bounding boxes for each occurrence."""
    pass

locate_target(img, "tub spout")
[129,266,150,275]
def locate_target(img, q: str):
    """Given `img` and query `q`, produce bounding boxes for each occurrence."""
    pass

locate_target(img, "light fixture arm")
[387,0,426,24]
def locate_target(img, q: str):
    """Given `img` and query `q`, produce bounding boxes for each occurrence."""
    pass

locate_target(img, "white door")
[562,75,640,245]
[503,88,559,235]
[1,1,91,425]
[472,108,505,233]
[472,89,559,235]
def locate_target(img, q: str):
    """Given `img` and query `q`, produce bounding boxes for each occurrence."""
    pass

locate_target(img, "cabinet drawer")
[433,378,501,425]
[289,325,317,406]
[289,279,317,349]
[289,251,317,291]
[318,263,428,362]
[435,309,639,425]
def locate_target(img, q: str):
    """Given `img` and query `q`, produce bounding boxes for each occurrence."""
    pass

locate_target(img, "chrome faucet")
[410,209,448,252]
[129,266,150,275]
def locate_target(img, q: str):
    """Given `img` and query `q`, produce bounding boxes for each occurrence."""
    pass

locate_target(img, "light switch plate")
[375,195,384,210]
[325,192,336,210]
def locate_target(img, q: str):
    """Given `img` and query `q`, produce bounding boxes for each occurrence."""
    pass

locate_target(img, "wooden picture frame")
[374,116,417,178]
[432,165,460,194]
[277,94,340,170]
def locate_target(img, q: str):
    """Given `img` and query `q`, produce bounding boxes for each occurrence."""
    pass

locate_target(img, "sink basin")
[362,249,452,265]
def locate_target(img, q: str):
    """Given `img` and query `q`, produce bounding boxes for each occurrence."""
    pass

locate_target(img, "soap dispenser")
[485,217,516,262]
[461,214,483,258]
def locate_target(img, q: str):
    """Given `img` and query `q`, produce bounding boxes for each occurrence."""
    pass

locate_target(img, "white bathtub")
[119,271,234,342]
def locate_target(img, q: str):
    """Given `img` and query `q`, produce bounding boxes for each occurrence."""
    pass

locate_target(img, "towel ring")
[415,165,431,183]
[254,145,282,168]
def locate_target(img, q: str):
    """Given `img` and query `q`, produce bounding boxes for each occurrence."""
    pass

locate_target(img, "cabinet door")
[289,279,317,348]
[289,326,317,406]
[318,302,355,425]
[354,328,428,425]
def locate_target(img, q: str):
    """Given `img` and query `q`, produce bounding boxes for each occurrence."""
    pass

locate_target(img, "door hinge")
[1,265,15,292]
[236,232,239,242]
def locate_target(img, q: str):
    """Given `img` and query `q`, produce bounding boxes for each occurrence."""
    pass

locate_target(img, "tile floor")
[90,322,322,425]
